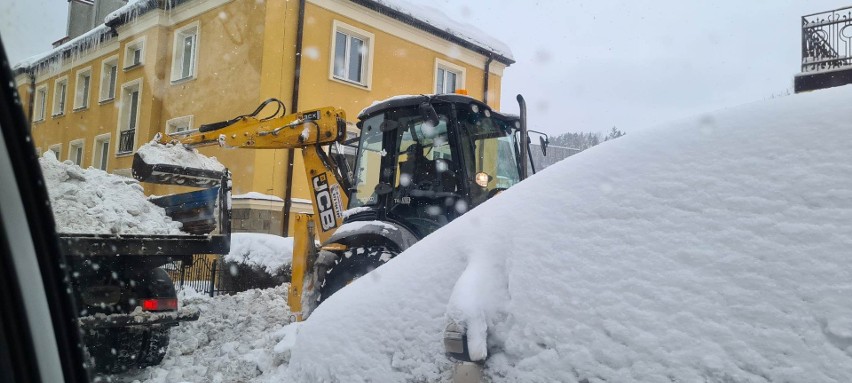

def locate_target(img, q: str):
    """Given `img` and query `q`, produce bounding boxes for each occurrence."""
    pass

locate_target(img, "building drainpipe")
[26,70,36,127]
[482,55,493,105]
[283,0,307,237]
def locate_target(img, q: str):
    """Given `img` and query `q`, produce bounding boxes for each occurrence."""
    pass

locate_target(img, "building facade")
[14,0,513,236]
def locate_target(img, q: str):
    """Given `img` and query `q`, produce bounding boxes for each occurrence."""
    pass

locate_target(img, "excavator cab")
[348,94,525,237]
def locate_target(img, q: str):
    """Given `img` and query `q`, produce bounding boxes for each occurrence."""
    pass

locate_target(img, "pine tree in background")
[604,126,626,141]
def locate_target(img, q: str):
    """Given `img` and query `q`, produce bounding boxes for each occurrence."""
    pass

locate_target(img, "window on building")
[172,24,199,82]
[93,134,110,171]
[166,115,193,135]
[100,56,118,101]
[68,140,84,166]
[48,144,61,160]
[124,39,145,69]
[435,59,466,94]
[53,78,67,116]
[331,21,373,87]
[34,85,47,121]
[74,68,91,110]
[118,81,141,154]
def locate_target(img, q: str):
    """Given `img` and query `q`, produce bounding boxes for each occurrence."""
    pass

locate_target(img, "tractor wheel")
[138,327,170,367]
[86,328,145,374]
[318,246,397,303]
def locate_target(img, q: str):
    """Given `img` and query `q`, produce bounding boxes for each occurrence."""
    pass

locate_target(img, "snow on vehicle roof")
[278,85,852,381]
[39,151,184,235]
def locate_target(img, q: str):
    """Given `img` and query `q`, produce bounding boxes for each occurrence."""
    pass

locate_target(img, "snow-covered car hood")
[275,85,852,382]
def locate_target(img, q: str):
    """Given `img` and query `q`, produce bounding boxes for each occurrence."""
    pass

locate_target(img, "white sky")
[1,0,849,135]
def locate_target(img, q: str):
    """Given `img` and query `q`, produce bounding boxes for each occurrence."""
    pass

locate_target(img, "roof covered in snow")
[352,0,514,64]
[13,0,160,73]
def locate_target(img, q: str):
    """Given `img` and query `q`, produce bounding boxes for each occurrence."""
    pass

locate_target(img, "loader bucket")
[132,153,225,188]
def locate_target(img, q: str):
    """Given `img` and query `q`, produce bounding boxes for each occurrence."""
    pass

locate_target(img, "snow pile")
[136,140,225,172]
[276,85,852,382]
[39,152,183,235]
[232,192,284,202]
[129,285,292,383]
[224,233,294,274]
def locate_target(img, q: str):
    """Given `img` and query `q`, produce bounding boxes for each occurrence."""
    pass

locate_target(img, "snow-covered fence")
[162,256,234,297]
[801,6,852,73]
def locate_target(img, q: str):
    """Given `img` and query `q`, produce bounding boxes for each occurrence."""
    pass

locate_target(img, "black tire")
[318,246,397,303]
[139,327,170,367]
[86,328,145,374]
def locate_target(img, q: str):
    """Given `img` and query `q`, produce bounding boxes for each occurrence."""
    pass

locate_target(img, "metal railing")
[118,129,135,154]
[162,256,234,297]
[802,6,852,73]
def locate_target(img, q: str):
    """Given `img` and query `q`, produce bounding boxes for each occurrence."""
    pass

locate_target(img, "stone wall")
[231,197,286,236]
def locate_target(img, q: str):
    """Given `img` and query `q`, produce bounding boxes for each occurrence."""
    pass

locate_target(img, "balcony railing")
[802,6,852,73]
[118,129,135,154]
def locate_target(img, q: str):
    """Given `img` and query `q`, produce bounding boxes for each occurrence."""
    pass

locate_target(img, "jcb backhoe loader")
[132,94,540,319]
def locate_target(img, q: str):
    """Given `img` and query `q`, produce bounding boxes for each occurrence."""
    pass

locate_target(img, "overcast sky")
[1,0,848,135]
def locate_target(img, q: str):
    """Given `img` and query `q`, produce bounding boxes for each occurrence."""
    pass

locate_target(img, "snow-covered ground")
[271,86,852,382]
[224,233,294,274]
[40,152,183,235]
[126,285,292,383]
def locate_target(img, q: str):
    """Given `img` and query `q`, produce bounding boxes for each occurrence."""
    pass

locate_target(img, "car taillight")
[141,298,177,312]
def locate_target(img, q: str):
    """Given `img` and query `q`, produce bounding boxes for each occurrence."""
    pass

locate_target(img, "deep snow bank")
[278,85,852,382]
[130,285,291,383]
[40,152,183,235]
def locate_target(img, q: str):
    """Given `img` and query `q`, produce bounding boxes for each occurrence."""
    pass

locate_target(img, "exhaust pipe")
[517,94,529,180]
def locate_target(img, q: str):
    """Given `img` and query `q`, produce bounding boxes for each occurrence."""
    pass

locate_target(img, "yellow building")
[14,0,513,236]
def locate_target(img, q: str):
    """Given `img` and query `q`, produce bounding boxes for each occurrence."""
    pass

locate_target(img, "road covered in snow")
[127,285,292,383]
[133,85,852,382]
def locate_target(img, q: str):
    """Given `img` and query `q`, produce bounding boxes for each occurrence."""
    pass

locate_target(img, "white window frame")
[116,79,143,155]
[92,133,111,171]
[52,77,68,116]
[329,20,374,89]
[68,139,84,166]
[34,84,48,122]
[124,37,146,69]
[171,22,200,82]
[434,58,466,94]
[73,67,92,111]
[48,144,61,160]
[99,55,119,102]
[166,115,194,135]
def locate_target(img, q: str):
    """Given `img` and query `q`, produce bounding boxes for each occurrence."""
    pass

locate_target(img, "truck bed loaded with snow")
[41,146,231,373]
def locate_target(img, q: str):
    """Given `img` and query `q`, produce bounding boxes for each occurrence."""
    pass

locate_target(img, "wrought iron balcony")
[118,129,135,154]
[801,7,852,73]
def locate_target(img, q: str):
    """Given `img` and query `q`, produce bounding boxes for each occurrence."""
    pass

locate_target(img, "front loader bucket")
[132,153,225,188]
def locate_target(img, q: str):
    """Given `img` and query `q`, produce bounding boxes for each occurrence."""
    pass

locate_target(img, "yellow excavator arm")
[157,102,345,150]
[150,99,350,244]
[141,99,354,319]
